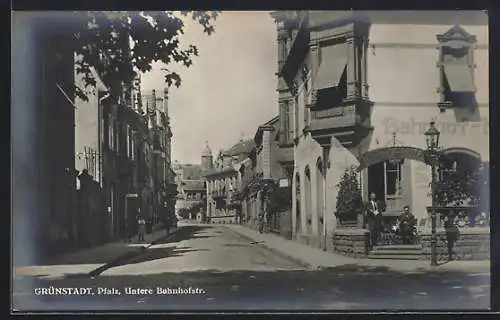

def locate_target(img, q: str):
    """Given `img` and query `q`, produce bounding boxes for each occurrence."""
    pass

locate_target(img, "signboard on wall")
[279,179,289,188]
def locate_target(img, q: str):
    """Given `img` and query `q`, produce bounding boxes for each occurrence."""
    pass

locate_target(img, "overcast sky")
[140,11,278,165]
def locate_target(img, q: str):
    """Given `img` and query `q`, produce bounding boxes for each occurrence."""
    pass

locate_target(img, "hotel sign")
[357,146,427,171]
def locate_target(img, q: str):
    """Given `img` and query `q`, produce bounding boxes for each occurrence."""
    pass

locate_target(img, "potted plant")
[335,166,364,228]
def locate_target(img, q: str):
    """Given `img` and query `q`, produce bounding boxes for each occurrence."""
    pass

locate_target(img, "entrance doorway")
[367,160,404,214]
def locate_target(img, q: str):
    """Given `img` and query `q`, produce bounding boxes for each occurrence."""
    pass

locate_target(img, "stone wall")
[419,228,490,261]
[332,229,370,258]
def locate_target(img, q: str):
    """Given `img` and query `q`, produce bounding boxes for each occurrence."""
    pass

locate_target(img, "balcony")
[211,190,226,199]
[308,102,372,147]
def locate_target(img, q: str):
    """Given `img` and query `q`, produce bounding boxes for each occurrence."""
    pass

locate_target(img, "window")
[294,96,300,139]
[384,161,402,197]
[126,125,131,158]
[131,130,136,160]
[313,42,348,109]
[108,116,115,150]
[437,25,477,108]
[280,100,293,144]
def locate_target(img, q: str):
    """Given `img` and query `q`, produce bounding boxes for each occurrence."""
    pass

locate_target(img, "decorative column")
[310,41,320,81]
[345,31,358,99]
[361,37,369,99]
[277,29,288,72]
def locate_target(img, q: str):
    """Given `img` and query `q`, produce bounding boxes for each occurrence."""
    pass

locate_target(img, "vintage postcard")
[11,10,490,312]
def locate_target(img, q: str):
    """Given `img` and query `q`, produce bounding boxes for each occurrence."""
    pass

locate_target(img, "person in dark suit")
[365,192,385,246]
[398,205,417,244]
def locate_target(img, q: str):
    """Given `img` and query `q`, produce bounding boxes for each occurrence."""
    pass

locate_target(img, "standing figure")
[365,192,384,246]
[398,205,417,244]
[137,215,146,242]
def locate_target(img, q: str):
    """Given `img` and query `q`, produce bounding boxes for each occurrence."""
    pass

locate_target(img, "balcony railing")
[309,106,357,131]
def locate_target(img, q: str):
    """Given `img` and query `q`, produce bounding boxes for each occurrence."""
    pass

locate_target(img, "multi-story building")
[141,89,176,230]
[74,65,109,246]
[174,162,205,220]
[205,139,255,224]
[271,11,489,251]
[12,12,78,262]
[236,116,293,237]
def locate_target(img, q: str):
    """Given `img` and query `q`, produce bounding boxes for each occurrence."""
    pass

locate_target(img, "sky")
[140,11,278,165]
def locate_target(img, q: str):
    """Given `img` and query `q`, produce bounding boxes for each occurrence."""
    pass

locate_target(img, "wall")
[363,22,489,220]
[420,228,490,261]
[74,69,101,183]
[366,23,489,158]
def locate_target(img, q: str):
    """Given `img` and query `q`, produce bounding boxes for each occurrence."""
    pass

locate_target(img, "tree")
[335,166,363,222]
[178,208,191,219]
[435,162,489,212]
[70,11,219,101]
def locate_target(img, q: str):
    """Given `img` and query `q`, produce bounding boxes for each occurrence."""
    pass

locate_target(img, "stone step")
[367,254,421,260]
[373,244,422,251]
[370,250,422,256]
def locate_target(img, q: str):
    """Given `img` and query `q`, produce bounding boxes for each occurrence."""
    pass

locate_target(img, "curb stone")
[88,227,180,277]
[225,226,314,270]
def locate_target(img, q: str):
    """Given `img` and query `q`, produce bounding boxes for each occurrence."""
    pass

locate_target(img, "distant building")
[173,161,205,220]
[205,139,255,224]
[236,116,293,238]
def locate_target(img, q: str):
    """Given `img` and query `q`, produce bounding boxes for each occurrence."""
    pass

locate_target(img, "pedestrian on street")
[365,192,385,247]
[137,215,146,242]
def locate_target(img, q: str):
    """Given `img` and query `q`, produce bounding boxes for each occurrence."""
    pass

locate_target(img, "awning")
[443,64,475,92]
[314,43,347,90]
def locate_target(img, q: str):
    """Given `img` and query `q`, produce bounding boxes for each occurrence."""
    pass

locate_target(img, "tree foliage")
[434,162,489,212]
[177,208,190,219]
[335,166,363,221]
[70,11,219,101]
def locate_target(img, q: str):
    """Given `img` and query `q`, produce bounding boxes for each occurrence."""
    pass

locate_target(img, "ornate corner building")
[271,11,489,251]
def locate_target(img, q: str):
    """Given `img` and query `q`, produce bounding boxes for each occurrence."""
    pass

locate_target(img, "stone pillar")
[310,41,320,80]
[345,32,359,99]
[361,37,369,99]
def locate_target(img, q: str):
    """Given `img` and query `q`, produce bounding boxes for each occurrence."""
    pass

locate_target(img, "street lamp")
[424,120,441,267]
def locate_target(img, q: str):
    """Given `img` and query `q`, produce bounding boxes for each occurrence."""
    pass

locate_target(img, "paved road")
[12,224,490,311]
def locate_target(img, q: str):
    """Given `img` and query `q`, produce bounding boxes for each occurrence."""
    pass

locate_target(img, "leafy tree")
[335,166,363,222]
[178,208,191,219]
[70,11,219,101]
[435,162,489,212]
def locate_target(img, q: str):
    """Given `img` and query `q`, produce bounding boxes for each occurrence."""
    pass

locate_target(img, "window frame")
[436,25,477,108]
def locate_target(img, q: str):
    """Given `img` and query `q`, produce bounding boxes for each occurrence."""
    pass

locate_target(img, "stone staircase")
[340,220,358,229]
[367,244,422,260]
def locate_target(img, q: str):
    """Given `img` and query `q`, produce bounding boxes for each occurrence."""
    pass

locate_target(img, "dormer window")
[437,25,477,110]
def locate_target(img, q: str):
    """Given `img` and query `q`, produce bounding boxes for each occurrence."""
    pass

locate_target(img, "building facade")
[12,12,78,262]
[237,116,293,238]
[271,11,489,251]
[205,139,255,224]
[174,162,205,220]
[141,89,176,230]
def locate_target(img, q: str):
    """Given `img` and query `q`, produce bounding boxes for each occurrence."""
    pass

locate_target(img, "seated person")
[398,205,417,244]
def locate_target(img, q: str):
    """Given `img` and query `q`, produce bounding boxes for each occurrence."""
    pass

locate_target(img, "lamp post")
[424,120,441,267]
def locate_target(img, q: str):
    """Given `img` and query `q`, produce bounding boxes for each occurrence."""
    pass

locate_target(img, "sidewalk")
[14,227,179,279]
[225,225,491,274]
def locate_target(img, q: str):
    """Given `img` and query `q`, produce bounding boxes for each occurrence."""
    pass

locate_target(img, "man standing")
[137,215,146,242]
[365,192,384,246]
